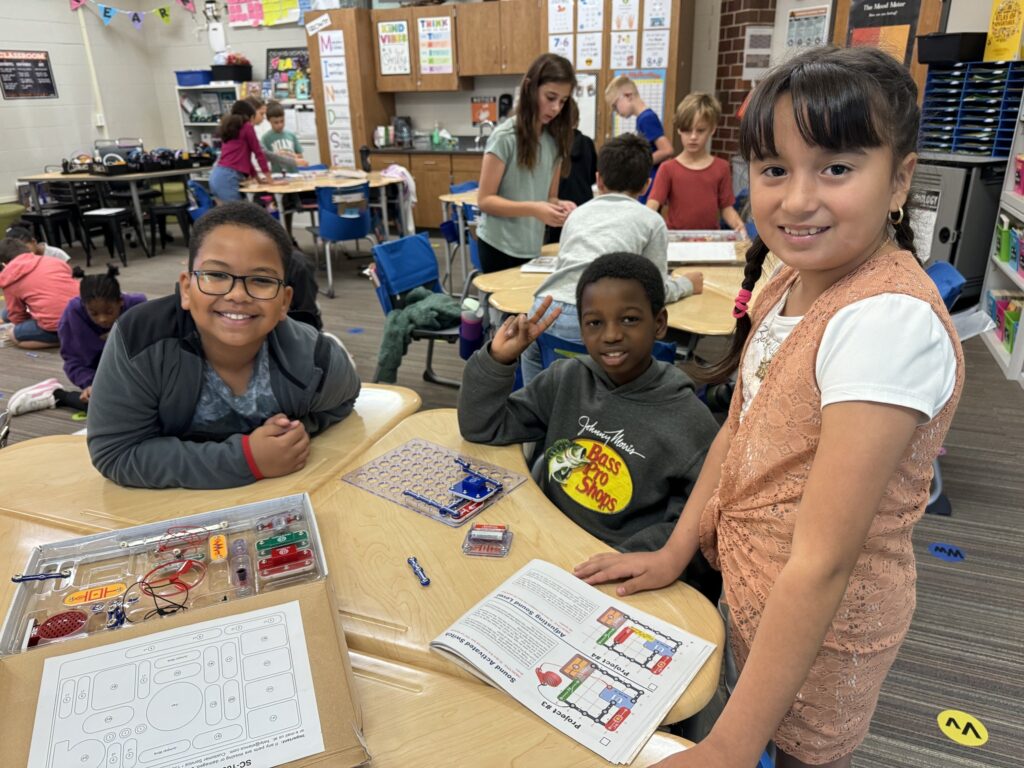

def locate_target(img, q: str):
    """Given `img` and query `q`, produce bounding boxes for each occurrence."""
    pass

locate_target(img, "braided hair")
[80,264,123,304]
[703,45,920,383]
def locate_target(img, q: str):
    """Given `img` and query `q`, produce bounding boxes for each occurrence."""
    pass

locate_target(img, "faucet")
[475,120,495,148]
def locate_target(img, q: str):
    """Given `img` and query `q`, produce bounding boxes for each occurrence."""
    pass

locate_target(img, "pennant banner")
[98,3,116,24]
[70,0,88,9]
[73,0,191,29]
[158,5,172,23]
[176,0,195,11]
[130,10,145,29]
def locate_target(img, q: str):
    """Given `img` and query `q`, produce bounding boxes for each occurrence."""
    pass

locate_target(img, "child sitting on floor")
[459,252,718,555]
[6,224,72,263]
[0,236,79,349]
[87,202,361,489]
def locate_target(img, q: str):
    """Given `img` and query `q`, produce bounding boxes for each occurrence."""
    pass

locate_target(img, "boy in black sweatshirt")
[459,253,718,553]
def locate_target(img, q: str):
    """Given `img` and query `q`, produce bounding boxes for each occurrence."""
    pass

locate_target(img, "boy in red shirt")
[647,92,745,233]
[0,237,78,349]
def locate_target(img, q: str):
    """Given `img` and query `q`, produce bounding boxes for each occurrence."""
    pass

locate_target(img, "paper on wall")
[576,0,604,32]
[611,0,638,31]
[549,34,574,65]
[641,29,670,68]
[378,20,412,76]
[576,32,603,70]
[610,31,638,69]
[418,16,454,75]
[642,0,671,29]
[548,0,574,35]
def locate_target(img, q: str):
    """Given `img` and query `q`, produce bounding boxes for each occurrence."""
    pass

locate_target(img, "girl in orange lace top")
[576,46,964,768]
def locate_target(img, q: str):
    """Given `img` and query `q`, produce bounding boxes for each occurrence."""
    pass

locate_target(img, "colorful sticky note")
[99,4,117,25]
[130,11,145,29]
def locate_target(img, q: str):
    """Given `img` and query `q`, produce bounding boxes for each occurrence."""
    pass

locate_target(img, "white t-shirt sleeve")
[815,294,957,420]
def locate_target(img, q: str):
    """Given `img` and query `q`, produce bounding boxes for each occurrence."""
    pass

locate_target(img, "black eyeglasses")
[190,270,285,300]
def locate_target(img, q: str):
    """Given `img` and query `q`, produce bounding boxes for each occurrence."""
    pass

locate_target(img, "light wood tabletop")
[438,189,479,206]
[351,650,694,766]
[242,170,401,195]
[311,409,724,724]
[17,167,202,184]
[0,384,421,532]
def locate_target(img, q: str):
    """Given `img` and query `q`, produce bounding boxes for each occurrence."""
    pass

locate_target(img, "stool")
[148,203,192,252]
[82,207,149,267]
[21,208,77,251]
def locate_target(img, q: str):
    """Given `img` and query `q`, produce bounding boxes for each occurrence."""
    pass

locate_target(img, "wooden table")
[0,384,421,533]
[438,189,480,291]
[311,409,724,724]
[0,508,694,766]
[351,650,693,766]
[243,171,405,239]
[18,167,204,254]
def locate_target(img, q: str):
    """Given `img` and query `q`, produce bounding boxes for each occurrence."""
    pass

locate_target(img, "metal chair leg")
[325,242,335,299]
[421,339,460,388]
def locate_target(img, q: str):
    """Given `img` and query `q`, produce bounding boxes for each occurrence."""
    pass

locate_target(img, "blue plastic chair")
[186,180,214,221]
[307,183,374,298]
[371,233,461,387]
[535,333,677,369]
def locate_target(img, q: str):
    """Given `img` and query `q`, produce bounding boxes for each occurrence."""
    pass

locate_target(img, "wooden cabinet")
[451,154,483,188]
[411,155,453,229]
[455,2,502,76]
[501,0,544,75]
[369,152,410,172]
[372,5,469,92]
[456,0,544,76]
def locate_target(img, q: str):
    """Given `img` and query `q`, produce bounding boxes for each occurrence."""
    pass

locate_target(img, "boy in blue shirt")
[605,75,674,203]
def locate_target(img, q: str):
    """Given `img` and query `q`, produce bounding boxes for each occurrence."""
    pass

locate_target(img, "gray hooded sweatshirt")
[458,345,718,551]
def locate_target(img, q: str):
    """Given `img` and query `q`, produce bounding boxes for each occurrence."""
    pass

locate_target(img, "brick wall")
[712,0,777,158]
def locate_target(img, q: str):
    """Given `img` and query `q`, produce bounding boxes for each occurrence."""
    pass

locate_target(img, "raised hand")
[488,295,563,366]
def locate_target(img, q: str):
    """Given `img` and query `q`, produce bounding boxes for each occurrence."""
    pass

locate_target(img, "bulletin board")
[831,0,942,102]
[266,46,311,98]
[0,50,57,100]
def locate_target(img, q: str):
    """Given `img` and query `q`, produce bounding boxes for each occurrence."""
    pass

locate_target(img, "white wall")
[0,0,163,201]
[393,76,521,137]
[690,0,721,95]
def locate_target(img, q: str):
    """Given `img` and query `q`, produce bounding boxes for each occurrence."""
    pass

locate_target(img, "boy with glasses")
[87,202,360,489]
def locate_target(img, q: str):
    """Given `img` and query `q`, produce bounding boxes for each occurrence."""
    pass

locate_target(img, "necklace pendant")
[756,357,772,380]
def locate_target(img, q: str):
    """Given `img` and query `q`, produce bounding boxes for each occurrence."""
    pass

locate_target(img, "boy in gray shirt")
[521,133,702,383]
[459,253,718,554]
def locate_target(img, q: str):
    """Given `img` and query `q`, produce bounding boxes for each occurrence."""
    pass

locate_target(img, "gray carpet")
[1,229,1020,767]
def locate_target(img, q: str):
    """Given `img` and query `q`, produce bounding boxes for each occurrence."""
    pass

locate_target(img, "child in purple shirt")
[58,266,146,402]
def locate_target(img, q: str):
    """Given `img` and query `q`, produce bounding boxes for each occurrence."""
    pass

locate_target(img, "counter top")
[372,136,485,155]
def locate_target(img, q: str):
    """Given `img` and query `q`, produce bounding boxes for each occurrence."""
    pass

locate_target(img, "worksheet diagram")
[535,654,645,732]
[28,602,324,768]
[588,606,681,675]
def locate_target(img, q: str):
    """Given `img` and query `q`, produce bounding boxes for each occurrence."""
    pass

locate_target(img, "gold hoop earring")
[889,206,904,225]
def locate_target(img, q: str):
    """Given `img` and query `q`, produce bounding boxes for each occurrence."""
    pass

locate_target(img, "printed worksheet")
[28,602,323,768]
[432,560,715,764]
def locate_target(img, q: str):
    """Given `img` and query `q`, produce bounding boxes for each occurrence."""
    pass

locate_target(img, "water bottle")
[459,298,484,360]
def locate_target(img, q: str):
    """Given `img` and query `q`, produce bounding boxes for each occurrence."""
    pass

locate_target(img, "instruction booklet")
[430,560,715,764]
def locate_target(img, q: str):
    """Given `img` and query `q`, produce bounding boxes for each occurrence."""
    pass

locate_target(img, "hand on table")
[573,547,686,596]
[682,271,703,295]
[249,414,310,477]
[489,295,562,366]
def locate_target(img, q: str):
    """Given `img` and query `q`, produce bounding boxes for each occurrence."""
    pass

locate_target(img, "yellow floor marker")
[937,709,989,747]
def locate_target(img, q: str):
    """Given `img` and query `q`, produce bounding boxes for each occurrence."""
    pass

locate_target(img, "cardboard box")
[0,578,369,767]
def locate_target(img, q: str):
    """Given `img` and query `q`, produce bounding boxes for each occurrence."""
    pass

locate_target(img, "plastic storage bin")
[175,69,212,86]
[211,64,253,82]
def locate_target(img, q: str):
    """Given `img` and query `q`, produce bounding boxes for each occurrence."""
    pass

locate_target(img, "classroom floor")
[0,227,1021,767]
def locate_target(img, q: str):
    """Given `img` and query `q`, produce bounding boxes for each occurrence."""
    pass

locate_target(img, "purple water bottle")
[459,299,484,360]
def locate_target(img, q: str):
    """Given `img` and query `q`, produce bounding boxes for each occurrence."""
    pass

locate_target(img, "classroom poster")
[642,0,671,29]
[226,0,263,27]
[549,34,574,64]
[612,0,638,30]
[742,25,773,81]
[575,72,598,139]
[610,31,638,69]
[377,20,412,76]
[785,6,830,52]
[984,0,1024,61]
[577,0,604,32]
[548,0,574,35]
[576,32,603,70]
[318,30,354,169]
[0,50,57,100]
[472,96,497,125]
[418,16,454,75]
[611,68,665,136]
[846,0,922,67]
[641,29,670,68]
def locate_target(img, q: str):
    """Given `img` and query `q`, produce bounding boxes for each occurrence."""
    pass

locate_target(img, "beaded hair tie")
[732,288,753,319]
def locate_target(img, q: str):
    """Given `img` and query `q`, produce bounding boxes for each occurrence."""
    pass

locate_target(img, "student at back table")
[87,202,361,489]
[459,253,718,562]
